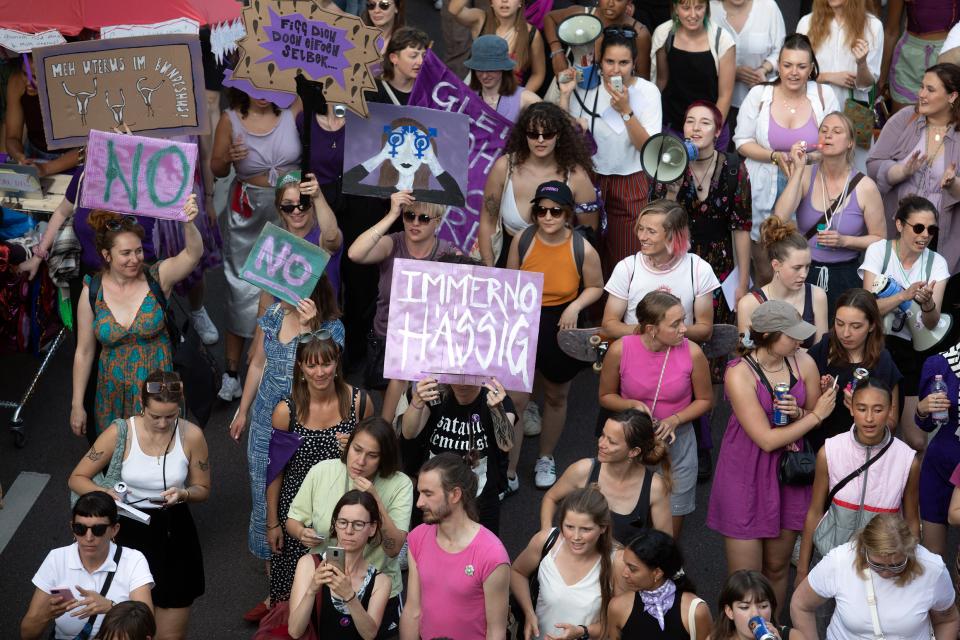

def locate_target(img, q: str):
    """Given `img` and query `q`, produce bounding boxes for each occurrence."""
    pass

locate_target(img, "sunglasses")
[534,205,565,218]
[299,329,334,344]
[603,26,637,39]
[402,210,439,224]
[335,518,372,532]
[145,381,183,394]
[72,522,111,537]
[525,130,558,141]
[279,202,312,214]
[104,215,139,231]
[367,0,393,9]
[864,553,908,574]
[906,222,939,235]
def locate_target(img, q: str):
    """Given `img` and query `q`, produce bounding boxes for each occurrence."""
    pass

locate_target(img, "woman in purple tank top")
[774,112,886,319]
[465,35,541,124]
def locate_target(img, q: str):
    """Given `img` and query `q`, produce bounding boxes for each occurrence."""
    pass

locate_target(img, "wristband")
[579,625,590,639]
[267,522,282,530]
[810,410,823,426]
[921,301,935,313]
[549,49,565,59]
[916,408,930,419]
[410,397,426,410]
[343,591,358,604]
[770,151,779,165]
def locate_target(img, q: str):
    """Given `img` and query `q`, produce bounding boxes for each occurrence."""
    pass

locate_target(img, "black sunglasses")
[279,202,312,214]
[367,0,392,9]
[534,205,565,218]
[145,381,183,394]
[603,26,637,39]
[907,222,939,235]
[72,522,110,537]
[402,210,438,224]
[525,129,558,141]
[104,215,139,231]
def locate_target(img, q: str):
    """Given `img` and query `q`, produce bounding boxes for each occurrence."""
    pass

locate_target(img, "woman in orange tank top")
[506,181,604,489]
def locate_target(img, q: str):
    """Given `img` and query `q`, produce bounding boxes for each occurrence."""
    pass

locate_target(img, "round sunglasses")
[905,222,939,235]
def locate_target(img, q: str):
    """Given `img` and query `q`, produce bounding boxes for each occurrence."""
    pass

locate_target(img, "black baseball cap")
[530,180,575,207]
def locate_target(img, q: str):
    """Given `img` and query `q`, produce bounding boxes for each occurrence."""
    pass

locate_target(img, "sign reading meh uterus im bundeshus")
[240,223,331,306]
[80,129,197,220]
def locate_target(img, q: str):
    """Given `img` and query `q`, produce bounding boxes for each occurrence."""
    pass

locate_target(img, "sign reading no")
[240,223,331,305]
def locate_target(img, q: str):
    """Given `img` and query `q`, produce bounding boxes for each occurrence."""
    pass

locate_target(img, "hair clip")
[740,329,754,349]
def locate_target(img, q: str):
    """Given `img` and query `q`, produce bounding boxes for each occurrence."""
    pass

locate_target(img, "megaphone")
[640,133,699,184]
[557,14,603,91]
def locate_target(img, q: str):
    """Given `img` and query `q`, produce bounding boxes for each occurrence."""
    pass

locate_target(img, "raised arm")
[347,191,405,264]
[157,195,203,294]
[306,173,342,254]
[446,0,485,34]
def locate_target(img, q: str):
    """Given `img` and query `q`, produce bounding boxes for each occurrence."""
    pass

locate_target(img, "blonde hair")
[806,0,871,53]
[820,111,857,165]
[853,514,924,587]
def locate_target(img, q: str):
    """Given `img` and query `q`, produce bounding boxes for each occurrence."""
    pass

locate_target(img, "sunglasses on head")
[104,215,139,231]
[367,0,392,9]
[299,329,334,344]
[534,205,565,218]
[603,26,637,39]
[402,210,438,224]
[906,222,938,235]
[525,129,558,141]
[72,522,110,537]
[279,202,312,214]
[145,381,183,394]
[864,552,908,574]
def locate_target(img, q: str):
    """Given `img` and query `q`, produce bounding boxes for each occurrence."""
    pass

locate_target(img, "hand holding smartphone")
[327,546,346,573]
[50,587,73,602]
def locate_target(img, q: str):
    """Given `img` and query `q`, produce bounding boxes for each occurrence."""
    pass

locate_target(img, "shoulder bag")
[69,418,129,507]
[507,528,561,640]
[845,89,875,149]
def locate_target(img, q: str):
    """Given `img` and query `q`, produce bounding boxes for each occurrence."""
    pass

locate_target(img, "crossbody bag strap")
[864,570,885,639]
[803,172,865,240]
[742,355,776,398]
[881,240,893,274]
[81,545,123,638]
[687,597,705,639]
[649,346,672,416]
[823,437,893,508]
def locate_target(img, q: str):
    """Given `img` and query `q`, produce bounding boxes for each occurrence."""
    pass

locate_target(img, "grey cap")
[464,35,516,72]
[751,300,816,341]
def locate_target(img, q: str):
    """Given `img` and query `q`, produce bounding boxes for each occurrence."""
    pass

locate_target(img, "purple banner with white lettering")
[408,50,514,255]
[384,259,543,392]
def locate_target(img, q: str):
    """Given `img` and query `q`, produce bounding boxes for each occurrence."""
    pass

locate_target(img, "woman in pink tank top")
[599,290,713,538]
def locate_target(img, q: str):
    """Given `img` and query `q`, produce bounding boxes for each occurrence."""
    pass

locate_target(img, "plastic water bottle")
[932,374,949,429]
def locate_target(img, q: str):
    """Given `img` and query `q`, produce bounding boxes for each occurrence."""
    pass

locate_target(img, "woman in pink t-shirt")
[599,290,713,538]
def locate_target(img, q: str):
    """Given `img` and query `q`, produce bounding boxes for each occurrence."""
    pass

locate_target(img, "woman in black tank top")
[608,529,712,639]
[540,409,673,544]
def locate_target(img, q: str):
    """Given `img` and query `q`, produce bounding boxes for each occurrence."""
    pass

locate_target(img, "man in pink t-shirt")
[400,453,511,640]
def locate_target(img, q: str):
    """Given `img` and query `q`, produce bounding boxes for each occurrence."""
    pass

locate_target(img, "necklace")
[929,124,949,143]
[818,167,850,231]
[689,153,716,193]
[758,357,785,374]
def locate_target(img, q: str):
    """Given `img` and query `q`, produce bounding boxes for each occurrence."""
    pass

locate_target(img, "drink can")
[851,368,869,392]
[773,382,790,426]
[113,482,128,501]
[749,617,776,640]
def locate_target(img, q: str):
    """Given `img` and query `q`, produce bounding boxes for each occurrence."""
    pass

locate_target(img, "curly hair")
[503,102,594,176]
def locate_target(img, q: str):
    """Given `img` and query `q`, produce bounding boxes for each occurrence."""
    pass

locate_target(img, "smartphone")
[327,546,346,572]
[50,587,73,601]
[609,75,623,93]
[148,497,167,505]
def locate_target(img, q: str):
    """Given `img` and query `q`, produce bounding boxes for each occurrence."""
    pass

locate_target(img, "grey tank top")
[225,108,302,185]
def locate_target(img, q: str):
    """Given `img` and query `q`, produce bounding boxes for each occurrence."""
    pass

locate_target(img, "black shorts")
[536,303,586,384]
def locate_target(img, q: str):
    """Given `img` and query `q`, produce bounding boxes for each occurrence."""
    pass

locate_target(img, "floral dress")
[85,262,171,434]
[269,391,362,604]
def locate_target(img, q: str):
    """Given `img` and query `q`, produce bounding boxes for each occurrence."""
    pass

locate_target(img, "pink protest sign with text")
[384,259,543,393]
[80,129,197,220]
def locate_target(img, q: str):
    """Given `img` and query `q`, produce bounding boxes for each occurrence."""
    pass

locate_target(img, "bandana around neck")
[640,579,676,630]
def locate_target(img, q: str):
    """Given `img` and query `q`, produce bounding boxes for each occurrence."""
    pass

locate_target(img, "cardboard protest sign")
[342,102,469,207]
[32,34,207,150]
[230,1,381,117]
[0,164,43,195]
[100,18,200,39]
[384,259,543,392]
[408,50,514,253]
[79,129,198,221]
[240,223,331,305]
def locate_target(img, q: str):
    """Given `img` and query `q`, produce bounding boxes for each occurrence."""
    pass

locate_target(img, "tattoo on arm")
[491,405,514,450]
[197,459,209,471]
[483,194,500,221]
[383,538,396,551]
[86,448,104,462]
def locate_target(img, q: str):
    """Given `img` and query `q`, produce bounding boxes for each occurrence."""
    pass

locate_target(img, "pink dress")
[707,358,811,538]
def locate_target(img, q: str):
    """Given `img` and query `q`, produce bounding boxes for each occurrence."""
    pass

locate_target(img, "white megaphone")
[557,14,603,91]
[640,133,700,184]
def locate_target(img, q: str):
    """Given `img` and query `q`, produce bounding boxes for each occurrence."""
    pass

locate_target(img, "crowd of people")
[6,0,960,638]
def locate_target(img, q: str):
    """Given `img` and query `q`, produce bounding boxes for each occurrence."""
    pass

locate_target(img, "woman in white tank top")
[510,487,616,639]
[68,370,211,640]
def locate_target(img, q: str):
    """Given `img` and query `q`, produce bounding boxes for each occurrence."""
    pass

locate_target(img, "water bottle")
[932,374,949,429]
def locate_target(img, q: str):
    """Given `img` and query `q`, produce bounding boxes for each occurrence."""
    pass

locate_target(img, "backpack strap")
[88,273,102,311]
[713,25,722,55]
[665,30,674,54]
[573,229,585,282]
[540,527,560,560]
[517,225,538,264]
[142,265,169,310]
[880,240,893,274]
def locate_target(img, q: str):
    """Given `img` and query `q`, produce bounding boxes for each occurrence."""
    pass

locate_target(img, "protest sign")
[342,102,469,207]
[32,34,207,149]
[79,129,198,221]
[0,164,42,195]
[230,1,381,117]
[408,50,514,254]
[384,259,543,392]
[222,68,296,109]
[240,223,331,305]
[100,18,201,39]
[0,29,65,54]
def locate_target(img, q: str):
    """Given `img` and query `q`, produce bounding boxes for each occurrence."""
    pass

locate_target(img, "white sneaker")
[534,456,556,489]
[219,373,242,401]
[190,307,220,346]
[523,402,542,436]
[499,474,519,501]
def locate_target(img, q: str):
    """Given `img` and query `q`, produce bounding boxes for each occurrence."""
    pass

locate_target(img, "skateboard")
[558,323,740,372]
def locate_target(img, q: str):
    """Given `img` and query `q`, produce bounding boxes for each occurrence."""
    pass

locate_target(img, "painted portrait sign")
[32,34,207,150]
[230,0,381,118]
[342,102,469,207]
[80,130,198,221]
[240,223,331,305]
[384,259,544,393]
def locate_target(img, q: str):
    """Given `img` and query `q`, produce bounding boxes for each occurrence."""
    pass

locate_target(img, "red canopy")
[0,0,241,34]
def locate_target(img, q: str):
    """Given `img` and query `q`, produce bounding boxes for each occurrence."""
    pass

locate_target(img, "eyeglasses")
[534,205,565,218]
[525,130,558,141]
[145,381,183,394]
[299,329,333,344]
[335,518,371,532]
[402,210,439,224]
[864,553,908,574]
[603,26,637,39]
[367,0,392,9]
[71,522,110,537]
[104,215,139,231]
[907,222,939,235]
[279,202,312,214]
